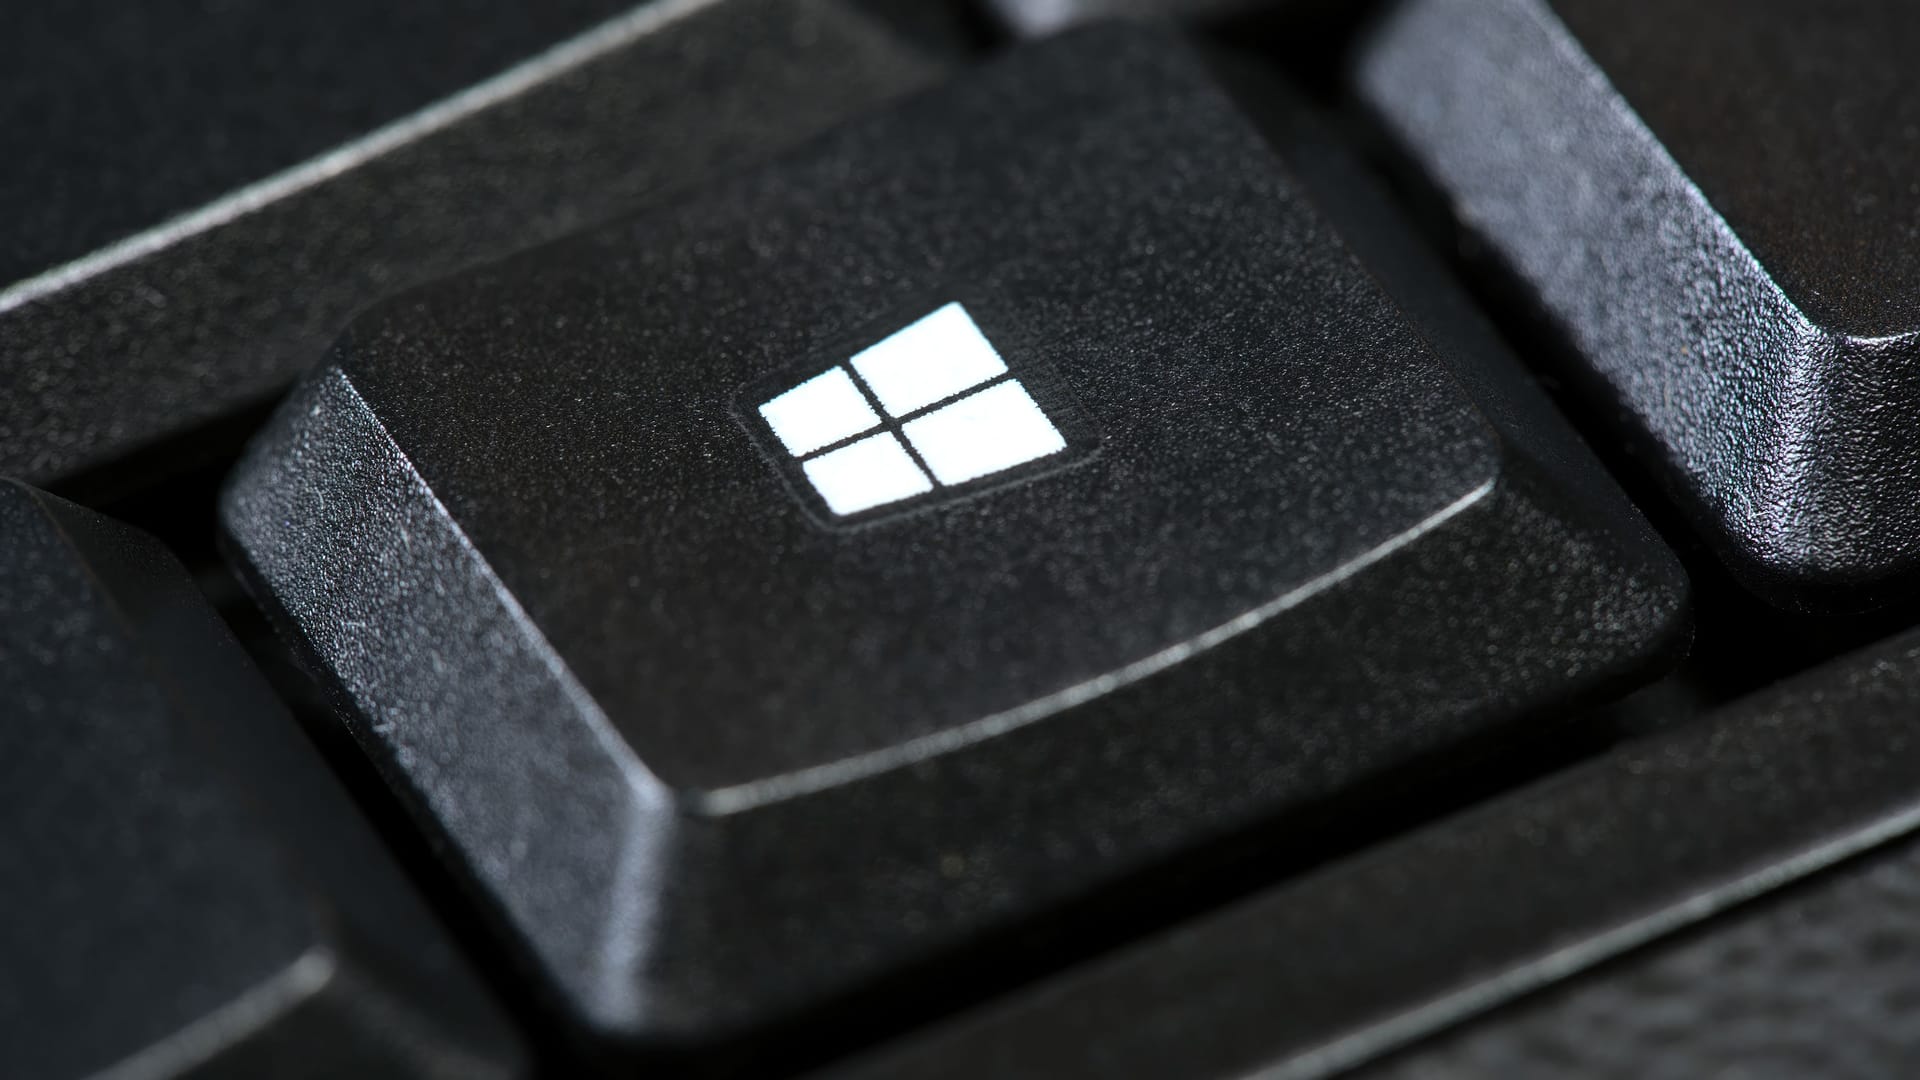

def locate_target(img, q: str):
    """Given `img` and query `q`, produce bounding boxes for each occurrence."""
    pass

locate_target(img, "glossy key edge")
[1353,0,1920,610]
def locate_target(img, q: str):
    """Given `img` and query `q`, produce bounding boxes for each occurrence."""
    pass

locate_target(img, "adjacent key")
[0,0,945,490]
[221,27,1688,1049]
[829,625,1920,1079]
[0,481,522,1079]
[1355,0,1920,609]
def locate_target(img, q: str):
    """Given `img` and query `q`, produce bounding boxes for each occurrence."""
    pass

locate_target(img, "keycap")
[0,481,522,1079]
[830,623,1920,1080]
[0,0,946,491]
[220,26,1688,1049]
[1354,0,1920,610]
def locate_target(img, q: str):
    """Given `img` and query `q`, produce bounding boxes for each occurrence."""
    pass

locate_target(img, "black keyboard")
[8,1,1918,1076]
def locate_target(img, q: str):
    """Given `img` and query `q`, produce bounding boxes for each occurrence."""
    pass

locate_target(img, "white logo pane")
[901,379,1066,485]
[757,302,1069,517]
[849,302,1009,417]
[801,433,934,516]
[758,367,881,456]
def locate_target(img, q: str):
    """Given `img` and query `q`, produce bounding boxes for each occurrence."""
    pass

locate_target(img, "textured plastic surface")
[0,0,945,487]
[1,0,628,282]
[221,27,1687,1049]
[1361,631,1920,1079]
[1355,0,1920,608]
[0,481,523,1080]
[833,622,1920,1080]
[1366,836,1920,1076]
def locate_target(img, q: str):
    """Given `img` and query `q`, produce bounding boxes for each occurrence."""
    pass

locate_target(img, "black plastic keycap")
[221,26,1687,1050]
[834,626,1920,1080]
[0,0,945,490]
[1355,0,1920,609]
[0,481,522,1080]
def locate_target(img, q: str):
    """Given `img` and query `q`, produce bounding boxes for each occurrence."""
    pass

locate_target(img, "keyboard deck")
[8,1,1920,1077]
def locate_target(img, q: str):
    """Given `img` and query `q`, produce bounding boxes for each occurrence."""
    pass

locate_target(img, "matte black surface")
[221,26,1686,1050]
[1354,0,1920,608]
[1359,630,1920,1079]
[1365,832,1920,1077]
[0,0,945,488]
[1,0,628,283]
[1553,0,1920,337]
[0,481,522,1080]
[830,625,1920,1080]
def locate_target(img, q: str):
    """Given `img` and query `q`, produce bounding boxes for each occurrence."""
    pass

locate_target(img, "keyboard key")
[0,0,946,490]
[832,625,1920,1080]
[1355,0,1920,610]
[4,0,626,284]
[221,27,1688,1049]
[0,481,522,1079]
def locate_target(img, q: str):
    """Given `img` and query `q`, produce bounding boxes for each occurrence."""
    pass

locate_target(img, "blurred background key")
[0,480,524,1080]
[0,0,950,496]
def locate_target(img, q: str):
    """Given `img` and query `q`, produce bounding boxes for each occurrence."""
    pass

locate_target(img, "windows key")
[220,26,1690,1054]
[747,300,1080,521]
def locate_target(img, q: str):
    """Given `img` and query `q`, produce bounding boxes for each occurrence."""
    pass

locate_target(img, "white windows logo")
[747,302,1079,521]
